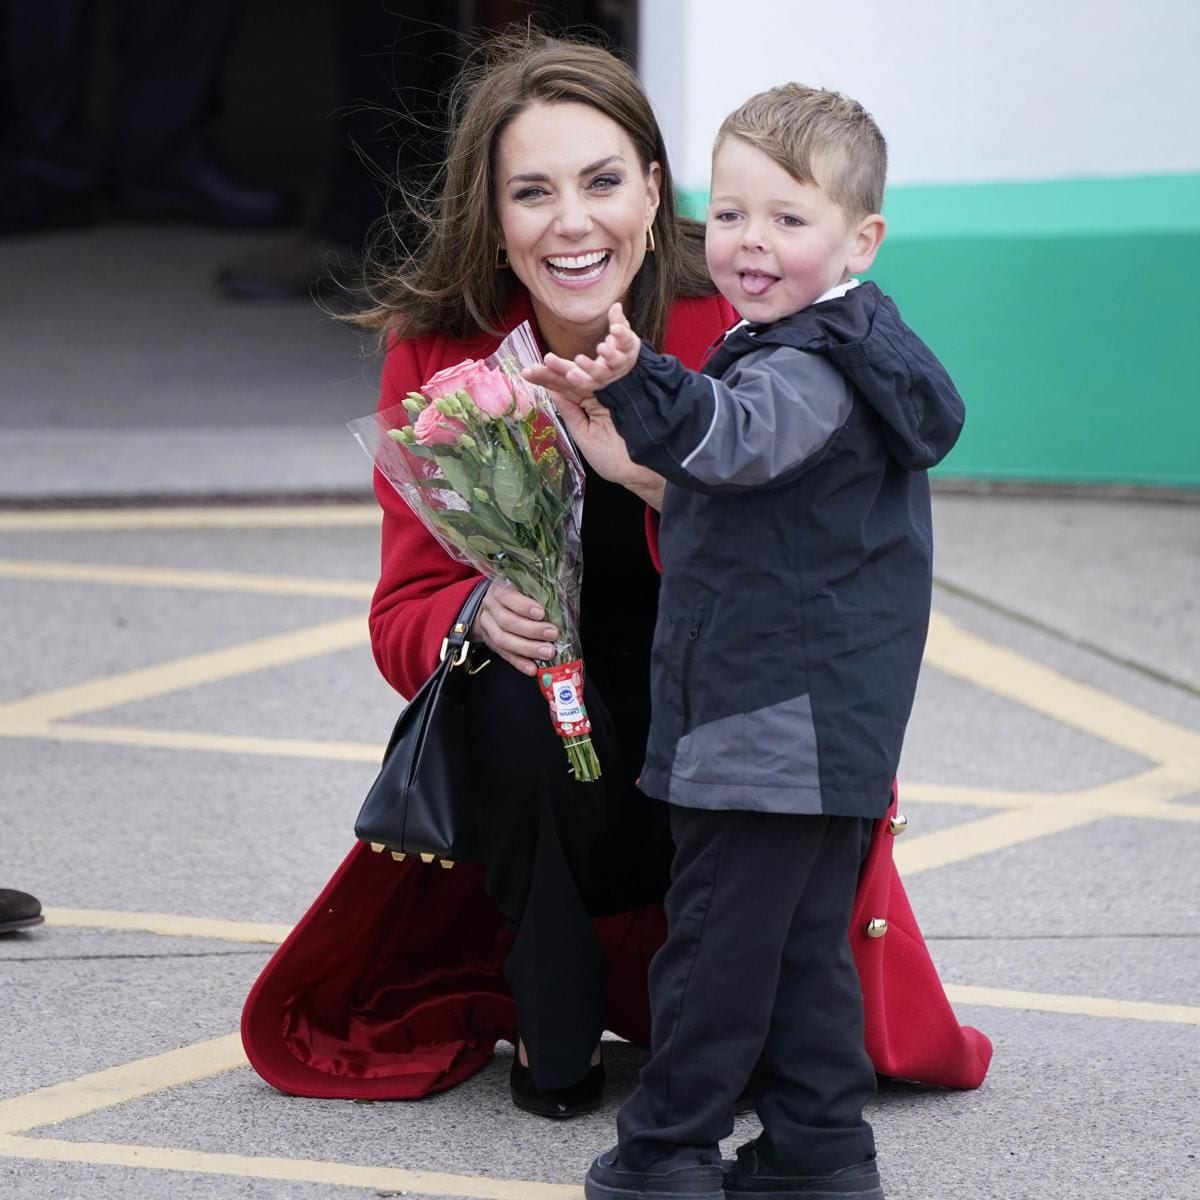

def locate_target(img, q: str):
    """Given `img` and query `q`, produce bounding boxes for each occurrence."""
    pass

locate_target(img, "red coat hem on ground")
[241,788,992,1100]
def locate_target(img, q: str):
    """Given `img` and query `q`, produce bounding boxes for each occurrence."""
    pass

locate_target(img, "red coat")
[241,291,992,1098]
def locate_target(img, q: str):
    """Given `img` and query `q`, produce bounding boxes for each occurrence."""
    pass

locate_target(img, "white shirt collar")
[813,278,860,305]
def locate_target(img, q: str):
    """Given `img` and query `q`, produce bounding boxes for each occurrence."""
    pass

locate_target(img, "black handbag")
[355,579,491,866]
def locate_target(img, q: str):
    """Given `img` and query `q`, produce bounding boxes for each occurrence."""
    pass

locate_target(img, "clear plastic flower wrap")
[347,321,600,781]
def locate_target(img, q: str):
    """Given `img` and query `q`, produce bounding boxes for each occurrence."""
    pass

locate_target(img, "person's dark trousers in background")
[1,0,99,230]
[0,0,295,233]
[217,0,459,301]
[617,807,879,1174]
[315,0,457,251]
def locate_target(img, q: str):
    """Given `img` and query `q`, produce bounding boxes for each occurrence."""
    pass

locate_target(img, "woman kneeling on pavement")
[241,30,992,1116]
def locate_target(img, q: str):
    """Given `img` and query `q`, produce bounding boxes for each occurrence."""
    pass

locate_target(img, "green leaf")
[491,455,529,523]
[432,450,476,499]
[466,534,504,557]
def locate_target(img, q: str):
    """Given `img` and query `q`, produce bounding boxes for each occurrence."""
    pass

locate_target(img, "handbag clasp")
[440,621,471,668]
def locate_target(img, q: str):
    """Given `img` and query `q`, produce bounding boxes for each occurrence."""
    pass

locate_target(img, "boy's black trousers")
[617,805,878,1175]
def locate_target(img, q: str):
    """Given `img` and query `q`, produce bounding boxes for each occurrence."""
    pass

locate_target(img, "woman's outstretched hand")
[472,578,560,676]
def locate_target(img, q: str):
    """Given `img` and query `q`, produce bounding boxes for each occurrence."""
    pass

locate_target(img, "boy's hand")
[522,303,641,398]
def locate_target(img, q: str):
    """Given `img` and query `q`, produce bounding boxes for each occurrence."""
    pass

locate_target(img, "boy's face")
[706,135,882,324]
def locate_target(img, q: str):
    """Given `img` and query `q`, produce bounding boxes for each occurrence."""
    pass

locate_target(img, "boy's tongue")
[741,271,775,296]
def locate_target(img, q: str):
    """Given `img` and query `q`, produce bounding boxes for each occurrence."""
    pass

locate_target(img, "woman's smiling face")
[495,101,660,360]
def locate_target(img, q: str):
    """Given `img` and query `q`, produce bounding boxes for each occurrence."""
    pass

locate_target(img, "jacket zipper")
[680,606,704,730]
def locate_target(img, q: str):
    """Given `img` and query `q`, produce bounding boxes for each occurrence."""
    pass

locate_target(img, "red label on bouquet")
[537,660,593,739]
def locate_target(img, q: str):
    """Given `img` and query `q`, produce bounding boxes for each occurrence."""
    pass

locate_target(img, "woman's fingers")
[473,583,559,675]
[523,359,593,399]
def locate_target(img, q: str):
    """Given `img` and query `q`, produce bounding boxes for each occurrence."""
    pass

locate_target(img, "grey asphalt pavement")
[1,224,1197,1200]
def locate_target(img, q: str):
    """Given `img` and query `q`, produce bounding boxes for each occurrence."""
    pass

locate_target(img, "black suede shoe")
[723,1144,884,1199]
[585,1146,725,1200]
[0,889,44,934]
[510,1058,605,1118]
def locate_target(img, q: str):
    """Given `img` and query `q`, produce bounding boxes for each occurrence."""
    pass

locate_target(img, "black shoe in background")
[0,150,100,236]
[0,889,44,934]
[110,148,298,229]
[216,233,363,302]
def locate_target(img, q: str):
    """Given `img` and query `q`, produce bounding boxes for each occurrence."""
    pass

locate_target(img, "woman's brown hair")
[354,28,712,350]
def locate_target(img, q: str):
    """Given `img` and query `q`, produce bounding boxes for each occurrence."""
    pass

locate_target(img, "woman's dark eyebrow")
[506,156,625,186]
[579,155,624,176]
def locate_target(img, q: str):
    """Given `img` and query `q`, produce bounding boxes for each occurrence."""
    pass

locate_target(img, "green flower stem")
[564,734,602,782]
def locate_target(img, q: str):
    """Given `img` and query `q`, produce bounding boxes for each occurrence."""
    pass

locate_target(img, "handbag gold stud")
[419,853,436,863]
[888,813,908,835]
[369,843,385,853]
[439,859,455,869]
[866,918,889,938]
[390,851,406,861]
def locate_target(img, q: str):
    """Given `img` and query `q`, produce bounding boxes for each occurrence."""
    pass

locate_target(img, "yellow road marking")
[0,558,373,599]
[0,617,368,723]
[32,908,1200,1028]
[1,514,1194,1194]
[944,985,1200,1026]
[896,805,1100,875]
[0,505,379,532]
[926,613,1200,768]
[0,1137,583,1199]
[0,1035,247,1136]
[1,721,383,761]
[43,908,292,944]
[895,764,1200,874]
[899,785,1030,809]
[2,970,1197,1196]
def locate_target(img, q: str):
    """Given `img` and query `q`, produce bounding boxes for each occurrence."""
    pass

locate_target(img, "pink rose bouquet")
[348,322,600,781]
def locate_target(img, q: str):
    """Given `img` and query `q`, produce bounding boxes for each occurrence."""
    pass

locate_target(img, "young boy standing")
[529,84,965,1200]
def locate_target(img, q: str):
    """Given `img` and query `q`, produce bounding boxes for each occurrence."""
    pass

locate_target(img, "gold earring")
[496,245,509,269]
[645,225,656,253]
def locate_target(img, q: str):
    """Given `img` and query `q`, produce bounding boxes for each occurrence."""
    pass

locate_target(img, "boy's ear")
[847,214,886,274]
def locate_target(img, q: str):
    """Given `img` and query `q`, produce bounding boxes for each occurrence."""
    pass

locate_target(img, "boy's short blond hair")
[716,84,887,221]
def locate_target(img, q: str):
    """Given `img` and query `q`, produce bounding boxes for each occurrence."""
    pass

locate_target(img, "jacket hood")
[722,283,965,470]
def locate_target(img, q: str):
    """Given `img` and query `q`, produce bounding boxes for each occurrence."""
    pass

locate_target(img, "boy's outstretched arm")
[597,343,849,494]
[522,303,641,397]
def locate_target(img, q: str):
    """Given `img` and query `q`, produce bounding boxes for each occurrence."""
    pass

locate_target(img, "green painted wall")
[679,175,1200,488]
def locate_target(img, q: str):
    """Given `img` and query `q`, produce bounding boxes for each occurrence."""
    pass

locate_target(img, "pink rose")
[462,363,518,418]
[421,358,518,418]
[412,404,467,447]
[420,359,482,402]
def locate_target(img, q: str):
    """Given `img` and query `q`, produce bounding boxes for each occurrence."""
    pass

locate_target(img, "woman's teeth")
[546,251,610,280]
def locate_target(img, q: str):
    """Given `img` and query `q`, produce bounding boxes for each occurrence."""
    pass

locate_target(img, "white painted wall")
[640,0,1200,191]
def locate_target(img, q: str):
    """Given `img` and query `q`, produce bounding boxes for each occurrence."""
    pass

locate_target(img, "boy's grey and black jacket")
[596,282,965,818]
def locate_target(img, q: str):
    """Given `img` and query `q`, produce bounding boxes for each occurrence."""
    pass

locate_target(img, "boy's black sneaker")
[585,1146,725,1200]
[0,889,44,934]
[723,1144,884,1199]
